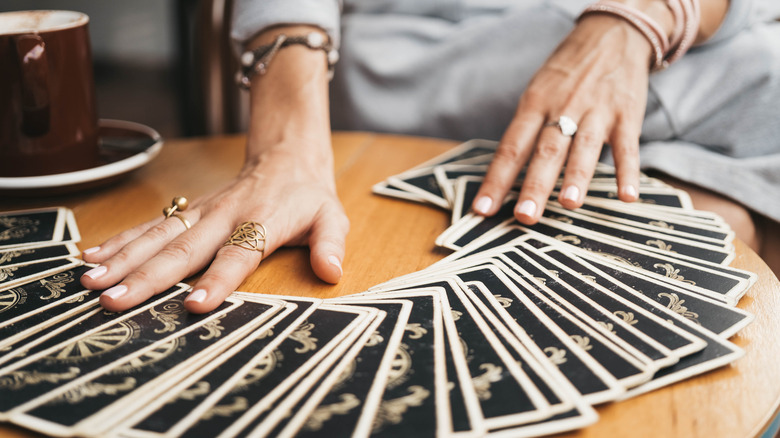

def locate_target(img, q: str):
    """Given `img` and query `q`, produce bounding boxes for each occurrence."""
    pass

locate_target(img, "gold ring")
[224,222,267,254]
[163,196,189,218]
[172,213,191,230]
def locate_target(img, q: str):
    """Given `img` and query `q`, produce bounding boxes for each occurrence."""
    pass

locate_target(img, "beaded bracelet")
[236,31,340,89]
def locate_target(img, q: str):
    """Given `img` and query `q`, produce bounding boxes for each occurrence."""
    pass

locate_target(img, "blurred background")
[1,0,246,139]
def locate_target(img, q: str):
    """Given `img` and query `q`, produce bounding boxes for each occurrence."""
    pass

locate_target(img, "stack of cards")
[0,138,757,438]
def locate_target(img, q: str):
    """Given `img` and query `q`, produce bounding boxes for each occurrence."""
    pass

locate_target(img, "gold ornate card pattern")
[0,287,26,314]
[150,300,186,334]
[472,363,503,401]
[303,393,361,431]
[0,249,34,265]
[38,270,76,300]
[0,367,80,391]
[0,217,39,242]
[658,292,700,324]
[0,267,18,281]
[45,320,139,363]
[289,321,318,353]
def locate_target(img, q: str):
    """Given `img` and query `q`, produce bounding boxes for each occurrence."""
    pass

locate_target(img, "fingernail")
[561,186,580,203]
[621,185,638,200]
[102,285,127,300]
[83,246,101,255]
[473,196,493,215]
[83,265,107,280]
[185,289,208,304]
[516,200,537,218]
[328,255,343,277]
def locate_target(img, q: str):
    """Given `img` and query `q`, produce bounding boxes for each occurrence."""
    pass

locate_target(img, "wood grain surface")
[0,132,777,438]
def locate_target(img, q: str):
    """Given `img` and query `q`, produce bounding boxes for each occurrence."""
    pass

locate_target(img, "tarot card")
[287,300,410,438]
[0,208,69,249]
[538,207,734,265]
[498,246,699,364]
[348,289,471,438]
[222,305,382,438]
[176,304,377,438]
[115,295,320,438]
[8,298,285,437]
[432,165,489,205]
[0,265,97,331]
[0,284,191,417]
[0,257,82,291]
[387,167,451,209]
[474,223,753,305]
[463,282,599,437]
[0,243,80,269]
[0,306,104,369]
[513,243,707,358]
[445,280,555,429]
[561,253,754,338]
[371,280,556,431]
[270,300,412,438]
[572,200,735,245]
[582,185,693,209]
[460,263,654,391]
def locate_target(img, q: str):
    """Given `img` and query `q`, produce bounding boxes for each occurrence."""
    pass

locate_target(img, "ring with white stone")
[545,116,578,137]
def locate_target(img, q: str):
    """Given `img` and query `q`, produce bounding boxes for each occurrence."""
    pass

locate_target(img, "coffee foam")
[0,10,87,35]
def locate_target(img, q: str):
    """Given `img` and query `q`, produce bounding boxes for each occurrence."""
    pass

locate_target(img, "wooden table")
[1,132,778,438]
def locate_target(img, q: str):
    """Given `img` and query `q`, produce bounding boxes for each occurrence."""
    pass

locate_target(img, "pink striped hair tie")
[579,1,671,71]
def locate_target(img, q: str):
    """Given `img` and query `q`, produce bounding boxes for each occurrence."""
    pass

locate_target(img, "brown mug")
[0,10,99,177]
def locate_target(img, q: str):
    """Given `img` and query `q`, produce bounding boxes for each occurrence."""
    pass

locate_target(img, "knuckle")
[574,129,601,147]
[566,166,593,183]
[534,141,565,160]
[218,246,260,266]
[521,178,550,195]
[157,239,195,263]
[494,144,525,163]
[125,269,155,287]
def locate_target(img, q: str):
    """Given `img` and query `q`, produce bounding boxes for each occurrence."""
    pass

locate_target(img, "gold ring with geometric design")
[224,221,267,254]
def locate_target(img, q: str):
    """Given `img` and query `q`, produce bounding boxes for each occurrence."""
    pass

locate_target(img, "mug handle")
[15,34,50,137]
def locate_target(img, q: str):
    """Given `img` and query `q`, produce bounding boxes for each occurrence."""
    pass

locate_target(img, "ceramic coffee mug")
[0,10,99,177]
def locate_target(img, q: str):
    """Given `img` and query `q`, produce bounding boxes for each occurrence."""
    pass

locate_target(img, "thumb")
[308,205,349,284]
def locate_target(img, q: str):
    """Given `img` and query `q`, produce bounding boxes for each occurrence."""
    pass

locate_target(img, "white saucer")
[0,119,163,195]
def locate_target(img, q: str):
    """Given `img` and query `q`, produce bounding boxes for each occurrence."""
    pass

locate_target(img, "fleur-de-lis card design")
[0,243,80,269]
[0,265,104,354]
[0,285,191,417]
[285,300,412,438]
[115,295,321,438]
[0,208,69,249]
[8,296,285,438]
[349,289,468,438]
[176,304,378,438]
[0,257,81,291]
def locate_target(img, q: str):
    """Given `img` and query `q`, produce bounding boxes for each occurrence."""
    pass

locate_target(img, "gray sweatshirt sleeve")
[231,0,342,52]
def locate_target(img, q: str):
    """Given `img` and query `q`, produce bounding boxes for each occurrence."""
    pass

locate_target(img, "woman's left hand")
[472,9,666,223]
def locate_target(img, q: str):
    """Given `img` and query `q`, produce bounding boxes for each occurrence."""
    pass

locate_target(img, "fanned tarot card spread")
[0,140,760,437]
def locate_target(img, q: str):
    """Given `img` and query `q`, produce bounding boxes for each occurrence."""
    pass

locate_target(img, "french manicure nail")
[83,265,107,280]
[561,186,580,203]
[102,285,128,300]
[186,289,208,304]
[474,196,493,215]
[516,200,537,218]
[83,246,101,255]
[328,255,343,277]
